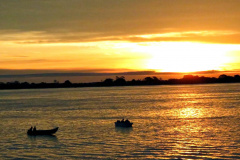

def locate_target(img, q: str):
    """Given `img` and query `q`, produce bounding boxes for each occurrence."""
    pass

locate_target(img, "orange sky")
[0,0,240,82]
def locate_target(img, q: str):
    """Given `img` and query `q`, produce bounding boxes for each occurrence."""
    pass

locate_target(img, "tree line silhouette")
[0,74,240,90]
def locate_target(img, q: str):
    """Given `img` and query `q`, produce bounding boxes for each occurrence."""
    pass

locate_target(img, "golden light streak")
[131,30,239,39]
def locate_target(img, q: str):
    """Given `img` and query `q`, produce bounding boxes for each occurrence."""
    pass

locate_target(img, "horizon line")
[0,70,239,79]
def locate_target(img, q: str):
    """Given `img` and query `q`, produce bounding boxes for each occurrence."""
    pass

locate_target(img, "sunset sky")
[1,0,240,82]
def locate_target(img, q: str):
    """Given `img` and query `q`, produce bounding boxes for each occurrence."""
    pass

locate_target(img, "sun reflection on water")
[178,107,204,119]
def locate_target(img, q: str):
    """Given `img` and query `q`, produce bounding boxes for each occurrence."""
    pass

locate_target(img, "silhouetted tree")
[114,76,126,85]
[64,80,72,86]
[218,74,234,83]
[219,74,228,79]
[144,77,154,84]
[103,78,114,86]
[234,75,240,79]
[21,82,30,88]
[54,80,59,84]
[143,76,162,85]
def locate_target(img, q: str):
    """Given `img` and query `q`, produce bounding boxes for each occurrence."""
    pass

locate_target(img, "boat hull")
[115,122,133,128]
[27,127,59,136]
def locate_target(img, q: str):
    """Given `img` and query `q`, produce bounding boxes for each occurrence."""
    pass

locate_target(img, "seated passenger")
[28,126,33,132]
[121,119,124,123]
[125,119,130,123]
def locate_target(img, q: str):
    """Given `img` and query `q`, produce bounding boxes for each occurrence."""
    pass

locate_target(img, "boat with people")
[115,119,133,128]
[27,126,59,136]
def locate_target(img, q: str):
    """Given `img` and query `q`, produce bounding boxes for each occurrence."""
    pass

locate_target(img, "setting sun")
[143,42,236,72]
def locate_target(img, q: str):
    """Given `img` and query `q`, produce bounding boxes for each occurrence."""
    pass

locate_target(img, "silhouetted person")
[33,126,36,132]
[121,119,124,123]
[125,119,130,124]
[28,126,33,132]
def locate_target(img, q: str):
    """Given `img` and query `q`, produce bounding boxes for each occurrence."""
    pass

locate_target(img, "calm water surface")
[0,84,239,159]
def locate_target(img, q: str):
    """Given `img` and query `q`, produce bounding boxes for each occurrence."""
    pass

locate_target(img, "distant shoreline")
[0,74,240,90]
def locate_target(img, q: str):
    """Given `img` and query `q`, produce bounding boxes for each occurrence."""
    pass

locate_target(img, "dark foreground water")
[0,83,239,159]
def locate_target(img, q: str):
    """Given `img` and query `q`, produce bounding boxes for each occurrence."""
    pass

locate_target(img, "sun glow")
[141,42,235,72]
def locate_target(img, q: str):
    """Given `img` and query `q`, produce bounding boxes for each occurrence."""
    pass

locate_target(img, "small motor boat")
[27,127,59,136]
[115,119,133,128]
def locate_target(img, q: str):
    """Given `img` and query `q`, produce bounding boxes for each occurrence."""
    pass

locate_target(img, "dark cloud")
[0,58,69,64]
[0,0,240,44]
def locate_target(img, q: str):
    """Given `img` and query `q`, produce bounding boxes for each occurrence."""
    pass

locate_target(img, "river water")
[0,83,239,159]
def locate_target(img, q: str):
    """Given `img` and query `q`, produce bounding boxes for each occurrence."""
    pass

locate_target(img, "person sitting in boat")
[117,120,120,123]
[121,119,125,123]
[33,126,36,132]
[125,119,130,124]
[28,126,33,132]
